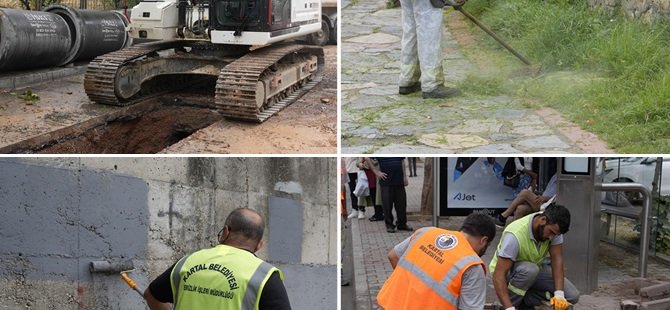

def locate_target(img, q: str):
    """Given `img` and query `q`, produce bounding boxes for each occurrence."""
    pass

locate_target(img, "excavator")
[84,0,325,122]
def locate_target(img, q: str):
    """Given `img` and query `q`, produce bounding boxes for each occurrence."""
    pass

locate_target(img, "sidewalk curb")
[352,219,372,310]
[0,65,87,91]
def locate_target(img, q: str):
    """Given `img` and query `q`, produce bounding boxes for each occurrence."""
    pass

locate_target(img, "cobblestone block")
[639,282,670,300]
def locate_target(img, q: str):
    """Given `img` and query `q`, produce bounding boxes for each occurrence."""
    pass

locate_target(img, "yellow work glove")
[549,290,570,310]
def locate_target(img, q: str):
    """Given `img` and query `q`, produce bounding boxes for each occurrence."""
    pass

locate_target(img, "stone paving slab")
[341,0,612,154]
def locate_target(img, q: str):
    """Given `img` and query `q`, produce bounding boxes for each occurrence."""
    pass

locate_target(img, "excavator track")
[84,40,189,106]
[215,43,324,123]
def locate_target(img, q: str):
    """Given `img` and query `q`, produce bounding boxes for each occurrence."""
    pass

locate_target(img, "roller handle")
[121,272,145,297]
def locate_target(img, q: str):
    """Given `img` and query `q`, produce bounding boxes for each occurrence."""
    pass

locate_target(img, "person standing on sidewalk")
[345,157,365,220]
[407,157,417,177]
[490,204,579,310]
[358,157,385,222]
[397,0,466,99]
[370,157,412,233]
[377,213,496,309]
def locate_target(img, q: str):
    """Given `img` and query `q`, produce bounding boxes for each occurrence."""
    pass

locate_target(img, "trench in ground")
[37,76,222,154]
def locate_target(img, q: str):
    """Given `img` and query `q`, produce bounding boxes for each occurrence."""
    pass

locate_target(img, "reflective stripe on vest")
[172,253,192,307]
[396,253,483,306]
[490,212,550,272]
[378,228,485,309]
[169,245,281,310]
[242,261,274,310]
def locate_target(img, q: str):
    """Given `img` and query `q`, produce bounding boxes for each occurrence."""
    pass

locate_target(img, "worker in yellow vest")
[377,213,496,309]
[490,204,578,310]
[143,208,292,310]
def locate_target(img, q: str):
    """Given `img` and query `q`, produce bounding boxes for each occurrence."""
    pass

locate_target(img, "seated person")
[495,173,557,227]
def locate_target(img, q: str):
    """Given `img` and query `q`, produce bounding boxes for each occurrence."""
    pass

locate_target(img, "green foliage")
[385,0,399,9]
[633,195,670,255]
[463,0,670,152]
[18,89,39,101]
[458,74,505,97]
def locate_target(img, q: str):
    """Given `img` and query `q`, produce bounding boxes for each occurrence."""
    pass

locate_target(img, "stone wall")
[0,157,337,309]
[588,0,670,21]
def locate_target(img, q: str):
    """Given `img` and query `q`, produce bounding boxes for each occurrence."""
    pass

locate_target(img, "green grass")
[461,0,670,152]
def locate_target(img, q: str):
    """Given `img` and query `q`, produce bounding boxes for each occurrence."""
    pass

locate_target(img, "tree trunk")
[420,159,433,215]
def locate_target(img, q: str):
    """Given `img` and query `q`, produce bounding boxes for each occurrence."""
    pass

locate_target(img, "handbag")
[504,173,520,188]
[353,171,370,197]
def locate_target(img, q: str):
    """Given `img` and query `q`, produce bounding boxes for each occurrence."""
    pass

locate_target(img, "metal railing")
[595,182,652,277]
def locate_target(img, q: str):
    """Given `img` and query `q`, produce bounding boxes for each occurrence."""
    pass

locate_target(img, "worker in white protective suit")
[398,0,465,99]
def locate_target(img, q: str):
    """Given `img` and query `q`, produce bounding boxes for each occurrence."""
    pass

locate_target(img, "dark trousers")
[408,158,417,176]
[368,187,383,218]
[381,185,407,229]
[348,173,359,211]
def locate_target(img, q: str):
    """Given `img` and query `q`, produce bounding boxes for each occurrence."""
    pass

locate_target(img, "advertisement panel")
[439,157,518,216]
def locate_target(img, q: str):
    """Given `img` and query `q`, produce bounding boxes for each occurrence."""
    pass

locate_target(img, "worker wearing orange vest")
[377,213,496,309]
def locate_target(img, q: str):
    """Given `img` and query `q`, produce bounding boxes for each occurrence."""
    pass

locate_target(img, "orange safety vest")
[377,228,485,310]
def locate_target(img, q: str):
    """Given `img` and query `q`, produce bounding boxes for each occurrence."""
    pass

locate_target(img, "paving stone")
[346,95,394,110]
[622,300,640,310]
[360,85,398,96]
[375,144,454,154]
[341,82,379,91]
[640,297,670,310]
[634,278,662,295]
[462,144,521,154]
[517,135,571,150]
[639,282,670,299]
[449,119,503,134]
[346,33,401,44]
[419,133,489,149]
[341,146,373,154]
[352,126,383,139]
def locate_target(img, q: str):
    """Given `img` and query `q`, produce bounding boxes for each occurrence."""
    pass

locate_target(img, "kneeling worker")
[144,208,292,310]
[377,213,496,309]
[490,204,579,310]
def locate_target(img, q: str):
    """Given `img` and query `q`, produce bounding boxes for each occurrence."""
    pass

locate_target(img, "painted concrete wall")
[0,157,337,309]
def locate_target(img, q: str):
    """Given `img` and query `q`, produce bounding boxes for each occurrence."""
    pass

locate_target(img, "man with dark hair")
[377,213,496,309]
[144,208,291,310]
[490,204,578,310]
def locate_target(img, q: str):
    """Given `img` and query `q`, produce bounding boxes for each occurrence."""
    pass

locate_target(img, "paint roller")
[89,260,144,297]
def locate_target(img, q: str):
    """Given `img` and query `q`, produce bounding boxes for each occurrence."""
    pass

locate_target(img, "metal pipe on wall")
[594,182,652,277]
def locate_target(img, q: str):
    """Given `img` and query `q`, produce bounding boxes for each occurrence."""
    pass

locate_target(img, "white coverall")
[399,0,444,92]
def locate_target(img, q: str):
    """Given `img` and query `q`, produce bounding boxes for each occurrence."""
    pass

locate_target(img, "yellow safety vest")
[490,212,551,273]
[170,244,283,310]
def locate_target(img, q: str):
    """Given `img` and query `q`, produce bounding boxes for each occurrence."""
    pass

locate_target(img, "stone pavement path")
[341,0,611,154]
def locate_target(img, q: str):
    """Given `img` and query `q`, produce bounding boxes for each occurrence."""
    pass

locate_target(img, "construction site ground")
[340,160,670,310]
[0,44,337,154]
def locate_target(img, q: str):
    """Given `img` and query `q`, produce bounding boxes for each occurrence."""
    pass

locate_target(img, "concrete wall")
[588,0,670,21]
[0,157,337,309]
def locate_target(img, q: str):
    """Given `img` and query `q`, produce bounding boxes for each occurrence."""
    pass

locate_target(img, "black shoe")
[369,215,384,222]
[399,83,421,95]
[397,225,414,232]
[494,214,507,227]
[387,227,396,233]
[422,85,461,99]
